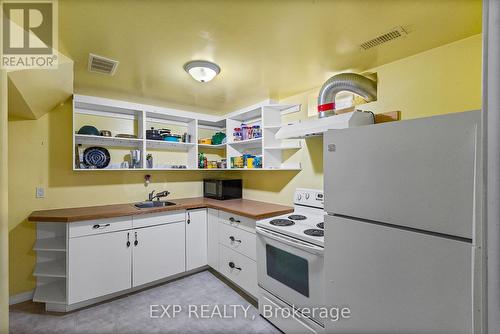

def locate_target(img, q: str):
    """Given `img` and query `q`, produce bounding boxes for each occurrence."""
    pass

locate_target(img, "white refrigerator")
[323,110,483,334]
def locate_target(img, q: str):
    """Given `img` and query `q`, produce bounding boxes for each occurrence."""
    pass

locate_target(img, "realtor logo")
[1,0,58,69]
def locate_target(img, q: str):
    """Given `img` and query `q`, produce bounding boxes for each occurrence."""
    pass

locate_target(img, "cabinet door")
[186,208,208,271]
[207,209,219,270]
[68,230,132,304]
[133,222,185,287]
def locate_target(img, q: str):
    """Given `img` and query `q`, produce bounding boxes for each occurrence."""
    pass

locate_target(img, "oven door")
[256,227,324,322]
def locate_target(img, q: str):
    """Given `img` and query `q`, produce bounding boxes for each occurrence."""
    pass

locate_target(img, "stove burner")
[288,214,307,220]
[304,229,324,237]
[270,219,295,226]
[317,222,324,229]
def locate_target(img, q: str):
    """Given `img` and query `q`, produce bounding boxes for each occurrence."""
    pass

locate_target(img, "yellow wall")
[359,34,482,119]
[241,34,482,205]
[1,69,10,332]
[8,34,482,296]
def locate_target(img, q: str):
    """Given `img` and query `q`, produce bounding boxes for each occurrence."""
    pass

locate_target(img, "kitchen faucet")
[147,190,170,201]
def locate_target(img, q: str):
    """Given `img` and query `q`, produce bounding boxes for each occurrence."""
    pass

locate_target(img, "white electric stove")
[256,188,325,334]
[257,188,325,246]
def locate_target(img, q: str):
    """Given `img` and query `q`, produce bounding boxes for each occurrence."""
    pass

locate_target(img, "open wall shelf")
[73,95,302,172]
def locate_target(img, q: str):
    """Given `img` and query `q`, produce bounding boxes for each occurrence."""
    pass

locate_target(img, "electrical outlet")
[36,187,45,198]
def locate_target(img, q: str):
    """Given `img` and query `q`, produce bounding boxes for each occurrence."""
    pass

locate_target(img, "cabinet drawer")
[69,217,132,238]
[133,210,185,229]
[219,211,255,234]
[219,223,256,260]
[218,244,257,297]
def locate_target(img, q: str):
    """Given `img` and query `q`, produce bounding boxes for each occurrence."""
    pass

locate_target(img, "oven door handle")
[256,227,324,255]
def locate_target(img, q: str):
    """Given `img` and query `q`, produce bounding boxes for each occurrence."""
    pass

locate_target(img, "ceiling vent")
[88,53,119,75]
[360,26,408,50]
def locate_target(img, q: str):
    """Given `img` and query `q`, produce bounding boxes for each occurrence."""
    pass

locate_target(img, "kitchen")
[1,0,498,333]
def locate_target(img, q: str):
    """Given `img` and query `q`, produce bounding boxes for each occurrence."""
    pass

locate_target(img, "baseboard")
[9,290,34,305]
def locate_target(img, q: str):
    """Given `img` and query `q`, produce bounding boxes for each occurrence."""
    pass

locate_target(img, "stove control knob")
[297,194,302,200]
[305,193,310,199]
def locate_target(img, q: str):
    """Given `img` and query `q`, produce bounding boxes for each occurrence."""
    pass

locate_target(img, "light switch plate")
[36,187,45,198]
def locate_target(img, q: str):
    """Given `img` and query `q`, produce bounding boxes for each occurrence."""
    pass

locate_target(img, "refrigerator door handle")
[256,227,324,255]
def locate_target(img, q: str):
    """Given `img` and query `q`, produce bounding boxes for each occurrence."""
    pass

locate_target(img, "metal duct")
[317,73,377,118]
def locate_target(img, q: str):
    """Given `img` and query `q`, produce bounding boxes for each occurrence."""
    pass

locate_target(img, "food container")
[164,135,180,142]
[241,124,250,140]
[211,132,226,145]
[182,133,192,143]
[199,138,212,144]
[246,157,254,168]
[252,125,261,138]
[253,156,262,168]
[233,128,242,141]
[146,154,153,169]
[231,156,244,169]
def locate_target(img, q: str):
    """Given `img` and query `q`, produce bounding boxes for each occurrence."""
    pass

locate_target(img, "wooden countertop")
[28,197,294,223]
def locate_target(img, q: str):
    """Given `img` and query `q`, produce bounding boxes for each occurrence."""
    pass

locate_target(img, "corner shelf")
[34,259,66,278]
[33,237,66,252]
[33,280,66,304]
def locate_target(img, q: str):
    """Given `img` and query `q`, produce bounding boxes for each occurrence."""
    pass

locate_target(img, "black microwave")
[203,179,242,200]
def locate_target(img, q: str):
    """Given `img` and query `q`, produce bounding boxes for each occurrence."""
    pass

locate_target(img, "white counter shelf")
[75,134,143,148]
[146,140,195,151]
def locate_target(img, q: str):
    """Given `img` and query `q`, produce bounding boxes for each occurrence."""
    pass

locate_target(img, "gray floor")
[10,271,281,334]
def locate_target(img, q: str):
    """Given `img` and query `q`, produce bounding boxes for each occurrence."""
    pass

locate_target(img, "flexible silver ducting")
[317,73,377,118]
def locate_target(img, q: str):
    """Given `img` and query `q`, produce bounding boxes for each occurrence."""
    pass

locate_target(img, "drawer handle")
[229,217,241,223]
[229,236,241,243]
[134,232,138,246]
[126,232,131,248]
[92,223,110,229]
[228,262,241,271]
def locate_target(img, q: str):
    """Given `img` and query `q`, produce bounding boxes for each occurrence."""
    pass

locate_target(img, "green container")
[211,132,226,145]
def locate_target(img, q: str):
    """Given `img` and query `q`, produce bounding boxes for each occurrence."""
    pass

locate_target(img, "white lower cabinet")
[211,211,258,298]
[186,208,208,270]
[68,230,132,304]
[219,244,258,297]
[133,222,185,287]
[44,207,261,311]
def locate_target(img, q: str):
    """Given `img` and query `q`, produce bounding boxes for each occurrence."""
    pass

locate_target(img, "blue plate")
[83,147,110,169]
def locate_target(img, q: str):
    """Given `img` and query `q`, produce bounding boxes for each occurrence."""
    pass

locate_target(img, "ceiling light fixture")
[183,60,220,83]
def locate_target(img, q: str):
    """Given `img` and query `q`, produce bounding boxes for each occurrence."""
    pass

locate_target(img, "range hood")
[275,111,374,139]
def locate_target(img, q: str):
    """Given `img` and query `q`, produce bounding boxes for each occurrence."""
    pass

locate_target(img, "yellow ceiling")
[59,0,482,114]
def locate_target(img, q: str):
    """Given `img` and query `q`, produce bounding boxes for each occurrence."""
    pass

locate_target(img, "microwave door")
[216,181,222,198]
[204,181,217,198]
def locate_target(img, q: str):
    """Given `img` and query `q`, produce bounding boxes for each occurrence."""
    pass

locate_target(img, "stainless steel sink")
[134,201,176,208]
